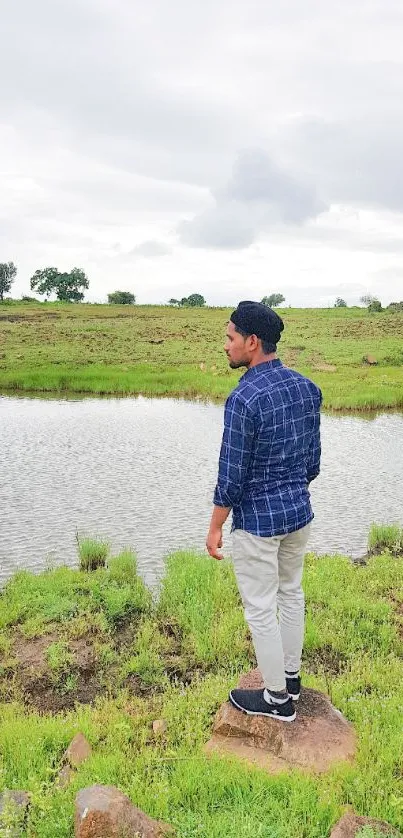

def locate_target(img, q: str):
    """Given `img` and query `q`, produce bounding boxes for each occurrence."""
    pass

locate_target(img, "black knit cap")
[230,300,284,351]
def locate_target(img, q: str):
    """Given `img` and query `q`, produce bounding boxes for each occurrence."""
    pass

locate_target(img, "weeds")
[77,535,109,571]
[368,524,403,556]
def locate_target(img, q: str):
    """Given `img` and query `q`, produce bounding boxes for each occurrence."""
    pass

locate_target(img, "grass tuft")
[368,523,403,556]
[77,536,109,571]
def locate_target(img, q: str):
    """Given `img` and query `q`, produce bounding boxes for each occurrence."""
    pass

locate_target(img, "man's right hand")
[206,526,224,560]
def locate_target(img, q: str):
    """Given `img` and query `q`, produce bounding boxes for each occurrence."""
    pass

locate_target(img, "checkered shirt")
[213,359,322,536]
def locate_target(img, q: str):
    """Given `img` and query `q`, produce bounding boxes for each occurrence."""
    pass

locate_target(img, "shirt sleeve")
[213,393,255,508]
[307,389,322,484]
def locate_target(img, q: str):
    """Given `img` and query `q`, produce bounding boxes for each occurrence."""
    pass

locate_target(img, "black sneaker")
[229,689,296,721]
[286,675,301,702]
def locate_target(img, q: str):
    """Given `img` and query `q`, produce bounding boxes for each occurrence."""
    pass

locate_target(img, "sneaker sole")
[229,692,296,722]
[289,693,300,701]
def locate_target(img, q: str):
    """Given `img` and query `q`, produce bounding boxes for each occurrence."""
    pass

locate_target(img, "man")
[206,300,322,722]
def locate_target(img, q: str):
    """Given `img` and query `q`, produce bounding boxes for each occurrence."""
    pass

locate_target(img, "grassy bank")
[0,547,402,836]
[1,302,403,409]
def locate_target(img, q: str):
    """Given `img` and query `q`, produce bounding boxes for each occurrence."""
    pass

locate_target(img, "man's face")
[224,321,251,369]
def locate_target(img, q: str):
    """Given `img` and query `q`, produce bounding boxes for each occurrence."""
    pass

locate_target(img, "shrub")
[78,537,109,571]
[368,523,403,556]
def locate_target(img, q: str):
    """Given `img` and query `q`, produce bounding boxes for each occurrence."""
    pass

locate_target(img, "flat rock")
[65,733,92,768]
[75,784,174,837]
[330,812,402,836]
[205,669,356,774]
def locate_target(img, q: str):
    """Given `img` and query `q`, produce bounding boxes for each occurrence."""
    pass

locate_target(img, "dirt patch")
[303,645,348,676]
[9,632,100,713]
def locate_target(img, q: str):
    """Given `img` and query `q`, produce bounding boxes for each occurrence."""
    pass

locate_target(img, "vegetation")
[261,293,285,307]
[0,542,402,836]
[168,294,206,307]
[30,267,89,302]
[108,291,136,305]
[0,303,403,409]
[77,536,110,571]
[334,297,347,307]
[368,523,403,557]
[0,261,17,301]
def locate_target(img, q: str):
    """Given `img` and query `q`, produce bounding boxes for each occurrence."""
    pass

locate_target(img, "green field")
[1,302,403,409]
[0,546,402,836]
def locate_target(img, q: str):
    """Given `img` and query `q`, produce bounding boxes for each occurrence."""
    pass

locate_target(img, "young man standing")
[206,301,322,722]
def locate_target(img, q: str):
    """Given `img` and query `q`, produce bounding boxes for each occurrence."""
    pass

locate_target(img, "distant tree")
[108,291,136,305]
[168,298,181,306]
[182,293,206,307]
[334,297,347,307]
[261,293,285,307]
[367,299,383,313]
[387,301,403,312]
[0,261,17,301]
[30,267,89,301]
[360,294,376,307]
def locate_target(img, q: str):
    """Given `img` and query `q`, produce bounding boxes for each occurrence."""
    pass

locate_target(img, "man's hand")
[206,526,224,560]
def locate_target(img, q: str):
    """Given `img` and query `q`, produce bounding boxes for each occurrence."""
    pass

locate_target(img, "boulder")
[75,785,174,837]
[330,812,402,836]
[205,669,356,774]
[363,354,378,365]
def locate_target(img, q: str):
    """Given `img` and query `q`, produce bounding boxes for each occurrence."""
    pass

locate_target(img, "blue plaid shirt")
[214,359,322,536]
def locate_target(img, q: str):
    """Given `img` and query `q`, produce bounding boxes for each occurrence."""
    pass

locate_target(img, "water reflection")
[1,395,402,585]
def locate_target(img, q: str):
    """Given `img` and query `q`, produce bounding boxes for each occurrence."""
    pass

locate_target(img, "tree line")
[1,261,402,311]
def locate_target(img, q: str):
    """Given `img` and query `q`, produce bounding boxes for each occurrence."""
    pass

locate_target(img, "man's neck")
[248,352,277,369]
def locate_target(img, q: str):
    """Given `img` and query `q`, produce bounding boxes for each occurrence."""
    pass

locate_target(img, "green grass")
[0,546,402,836]
[368,524,403,556]
[1,302,403,409]
[77,536,109,571]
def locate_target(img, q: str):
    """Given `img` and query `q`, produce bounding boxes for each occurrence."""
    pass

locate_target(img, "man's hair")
[233,324,276,355]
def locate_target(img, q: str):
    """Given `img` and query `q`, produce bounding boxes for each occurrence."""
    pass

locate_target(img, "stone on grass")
[152,719,167,735]
[205,669,356,774]
[65,733,92,768]
[75,785,174,837]
[0,790,30,835]
[330,812,402,837]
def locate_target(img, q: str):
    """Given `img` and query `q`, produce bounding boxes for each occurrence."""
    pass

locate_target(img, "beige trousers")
[232,524,311,691]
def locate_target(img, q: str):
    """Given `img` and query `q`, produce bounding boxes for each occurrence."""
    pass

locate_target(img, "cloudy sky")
[2,0,403,306]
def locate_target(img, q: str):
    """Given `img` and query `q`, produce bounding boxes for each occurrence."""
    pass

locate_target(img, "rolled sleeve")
[213,393,255,508]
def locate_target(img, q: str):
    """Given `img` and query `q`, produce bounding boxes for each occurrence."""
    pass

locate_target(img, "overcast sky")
[1,0,403,306]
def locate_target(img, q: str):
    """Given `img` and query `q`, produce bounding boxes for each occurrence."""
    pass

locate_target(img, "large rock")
[205,669,356,774]
[330,812,402,836]
[75,785,174,837]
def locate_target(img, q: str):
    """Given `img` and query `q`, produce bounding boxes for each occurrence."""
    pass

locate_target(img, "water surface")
[1,395,402,585]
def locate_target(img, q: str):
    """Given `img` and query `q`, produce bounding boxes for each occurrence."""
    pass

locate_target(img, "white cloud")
[1,0,403,304]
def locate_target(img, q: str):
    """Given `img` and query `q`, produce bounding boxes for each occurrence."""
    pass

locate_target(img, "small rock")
[330,812,402,837]
[57,764,74,789]
[363,354,378,365]
[0,791,30,835]
[75,785,174,837]
[152,719,167,735]
[205,669,356,774]
[65,733,92,768]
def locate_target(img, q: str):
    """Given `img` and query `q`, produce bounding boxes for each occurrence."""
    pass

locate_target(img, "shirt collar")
[240,358,283,381]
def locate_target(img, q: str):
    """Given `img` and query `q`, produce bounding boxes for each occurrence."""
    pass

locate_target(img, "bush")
[368,299,383,313]
[78,537,109,571]
[107,291,136,304]
[368,523,403,556]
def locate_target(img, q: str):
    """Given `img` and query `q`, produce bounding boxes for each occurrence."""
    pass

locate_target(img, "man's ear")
[248,333,259,350]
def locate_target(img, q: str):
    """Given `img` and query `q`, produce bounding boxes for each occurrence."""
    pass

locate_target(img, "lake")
[1,395,402,585]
